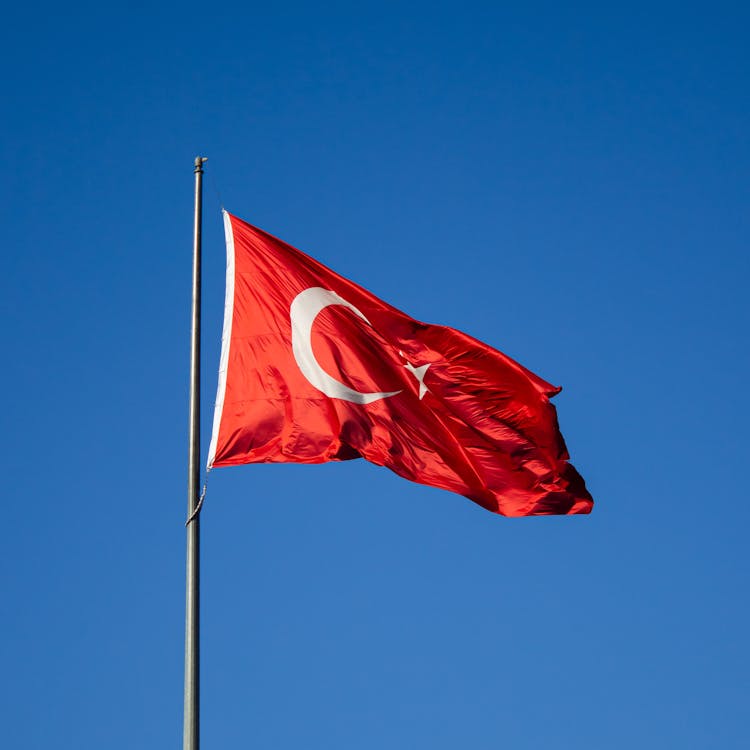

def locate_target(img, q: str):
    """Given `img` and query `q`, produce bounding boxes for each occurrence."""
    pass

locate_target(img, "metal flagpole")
[184,155,206,750]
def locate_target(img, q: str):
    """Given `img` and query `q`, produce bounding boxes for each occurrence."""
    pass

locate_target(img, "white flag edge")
[206,210,236,469]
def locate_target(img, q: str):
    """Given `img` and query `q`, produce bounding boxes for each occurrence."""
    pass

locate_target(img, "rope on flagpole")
[185,475,208,526]
[207,169,225,212]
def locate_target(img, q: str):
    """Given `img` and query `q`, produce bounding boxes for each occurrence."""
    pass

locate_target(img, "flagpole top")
[194,156,208,173]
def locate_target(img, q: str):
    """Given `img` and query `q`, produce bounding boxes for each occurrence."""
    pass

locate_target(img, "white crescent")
[290,287,401,404]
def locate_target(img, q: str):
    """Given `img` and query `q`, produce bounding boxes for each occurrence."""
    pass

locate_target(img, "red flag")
[208,211,593,517]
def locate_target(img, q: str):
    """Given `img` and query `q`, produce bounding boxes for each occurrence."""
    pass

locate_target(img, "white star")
[403,360,430,400]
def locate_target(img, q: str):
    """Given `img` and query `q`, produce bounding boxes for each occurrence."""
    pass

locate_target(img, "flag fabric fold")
[208,211,593,517]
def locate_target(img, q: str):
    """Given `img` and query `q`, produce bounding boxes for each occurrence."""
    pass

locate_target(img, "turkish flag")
[207,211,593,517]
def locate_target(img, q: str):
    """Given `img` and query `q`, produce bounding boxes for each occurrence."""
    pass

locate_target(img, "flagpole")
[184,155,206,750]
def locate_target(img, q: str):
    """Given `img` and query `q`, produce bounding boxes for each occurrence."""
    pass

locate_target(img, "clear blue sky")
[2,2,748,748]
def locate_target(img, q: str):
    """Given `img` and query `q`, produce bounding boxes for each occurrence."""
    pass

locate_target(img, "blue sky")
[2,2,748,748]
